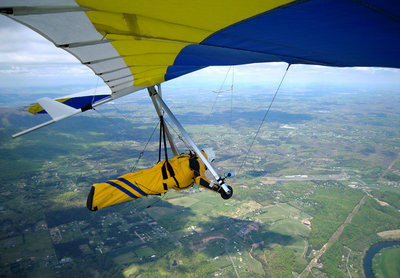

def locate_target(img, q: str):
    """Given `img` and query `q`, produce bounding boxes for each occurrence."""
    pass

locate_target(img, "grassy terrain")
[373,247,400,278]
[340,198,400,252]
[304,185,364,250]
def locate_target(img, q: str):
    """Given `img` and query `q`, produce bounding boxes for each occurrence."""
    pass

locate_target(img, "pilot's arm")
[189,157,219,192]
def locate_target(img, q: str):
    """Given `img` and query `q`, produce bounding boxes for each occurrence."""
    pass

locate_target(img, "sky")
[1,14,400,94]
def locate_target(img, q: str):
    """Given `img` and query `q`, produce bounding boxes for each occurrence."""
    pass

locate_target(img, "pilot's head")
[202,148,216,163]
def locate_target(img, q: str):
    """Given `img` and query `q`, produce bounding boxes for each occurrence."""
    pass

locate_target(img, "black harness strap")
[162,117,168,161]
[161,162,180,188]
[158,116,182,188]
[158,118,162,162]
[172,176,180,188]
[189,157,201,178]
[158,116,169,163]
[161,163,168,180]
[199,178,211,188]
[166,162,175,176]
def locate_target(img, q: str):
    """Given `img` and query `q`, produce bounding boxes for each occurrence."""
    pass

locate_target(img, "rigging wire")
[230,66,234,133]
[217,65,234,92]
[164,118,192,152]
[237,64,291,175]
[92,106,131,139]
[129,121,159,172]
[91,76,101,105]
[200,66,235,136]
[145,193,167,208]
[108,92,176,168]
[111,102,135,125]
[92,104,160,171]
[200,93,221,135]
[92,107,120,128]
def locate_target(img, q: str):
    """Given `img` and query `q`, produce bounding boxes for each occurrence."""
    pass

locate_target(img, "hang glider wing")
[3,0,400,136]
[12,87,114,137]
[25,88,112,115]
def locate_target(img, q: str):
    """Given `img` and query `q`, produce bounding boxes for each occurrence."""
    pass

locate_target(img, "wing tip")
[86,186,98,212]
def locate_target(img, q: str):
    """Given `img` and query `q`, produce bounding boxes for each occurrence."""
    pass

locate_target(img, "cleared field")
[135,246,157,258]
[168,196,200,207]
[255,206,291,223]
[378,229,400,240]
[269,219,309,264]
[269,218,309,237]
[113,251,137,266]
[255,203,309,224]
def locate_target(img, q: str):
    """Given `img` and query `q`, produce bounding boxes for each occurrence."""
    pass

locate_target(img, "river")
[363,241,400,278]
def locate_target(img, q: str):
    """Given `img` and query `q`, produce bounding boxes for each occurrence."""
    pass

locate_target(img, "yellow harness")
[87,154,200,211]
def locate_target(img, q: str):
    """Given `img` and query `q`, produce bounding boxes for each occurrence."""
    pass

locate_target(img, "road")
[224,239,240,278]
[263,173,349,182]
[299,195,367,277]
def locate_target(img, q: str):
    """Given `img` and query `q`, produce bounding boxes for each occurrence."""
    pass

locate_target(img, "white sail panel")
[67,42,120,63]
[87,57,127,75]
[14,12,102,46]
[100,68,132,82]
[106,76,134,88]
[110,82,134,92]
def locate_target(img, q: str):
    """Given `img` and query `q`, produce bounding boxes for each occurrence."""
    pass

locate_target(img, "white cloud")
[0,50,78,64]
[0,15,97,87]
[0,65,29,75]
[0,16,78,64]
[0,64,94,81]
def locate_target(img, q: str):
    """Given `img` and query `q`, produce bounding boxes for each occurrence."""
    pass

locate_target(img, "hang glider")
[3,0,399,100]
[2,0,400,198]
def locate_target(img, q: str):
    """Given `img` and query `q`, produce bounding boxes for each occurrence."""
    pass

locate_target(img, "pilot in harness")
[87,116,231,211]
